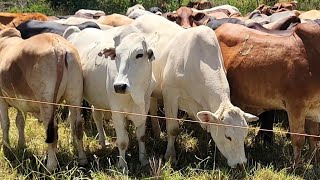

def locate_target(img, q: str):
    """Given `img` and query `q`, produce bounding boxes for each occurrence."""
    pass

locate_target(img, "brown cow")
[167,7,195,28]
[166,7,218,28]
[272,1,298,12]
[215,23,320,165]
[0,12,48,27]
[0,28,87,172]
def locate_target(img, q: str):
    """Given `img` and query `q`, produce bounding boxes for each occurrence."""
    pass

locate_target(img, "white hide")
[192,5,241,15]
[63,26,155,170]
[131,14,258,167]
[126,4,145,16]
[128,9,153,19]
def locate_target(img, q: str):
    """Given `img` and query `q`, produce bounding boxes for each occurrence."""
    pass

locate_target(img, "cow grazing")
[215,23,320,164]
[16,20,100,39]
[132,14,258,167]
[63,25,156,170]
[0,28,87,172]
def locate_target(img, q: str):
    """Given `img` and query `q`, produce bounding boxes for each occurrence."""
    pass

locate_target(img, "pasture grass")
[0,108,320,179]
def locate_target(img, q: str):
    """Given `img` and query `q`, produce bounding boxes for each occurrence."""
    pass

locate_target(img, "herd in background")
[0,0,320,173]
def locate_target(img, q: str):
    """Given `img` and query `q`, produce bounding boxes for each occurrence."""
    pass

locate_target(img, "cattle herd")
[0,0,320,173]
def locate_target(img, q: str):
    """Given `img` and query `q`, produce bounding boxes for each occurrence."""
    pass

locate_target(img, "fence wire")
[0,95,319,138]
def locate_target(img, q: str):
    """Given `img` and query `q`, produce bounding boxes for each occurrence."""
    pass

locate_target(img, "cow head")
[197,106,258,167]
[98,31,155,105]
[167,7,209,28]
[167,7,194,28]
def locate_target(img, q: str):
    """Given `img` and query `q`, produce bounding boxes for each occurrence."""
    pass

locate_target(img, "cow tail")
[45,45,66,144]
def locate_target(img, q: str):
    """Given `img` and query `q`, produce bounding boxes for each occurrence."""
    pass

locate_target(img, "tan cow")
[97,14,134,27]
[0,28,87,172]
[299,10,320,22]
[215,23,320,165]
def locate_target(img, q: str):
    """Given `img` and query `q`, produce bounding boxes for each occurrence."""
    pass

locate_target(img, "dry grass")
[0,107,319,179]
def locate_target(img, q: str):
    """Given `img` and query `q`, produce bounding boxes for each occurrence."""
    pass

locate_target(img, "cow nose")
[183,26,191,29]
[114,84,127,94]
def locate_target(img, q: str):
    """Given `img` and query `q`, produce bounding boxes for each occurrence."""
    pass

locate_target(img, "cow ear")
[192,12,206,21]
[244,112,259,122]
[147,48,155,61]
[197,111,218,123]
[167,13,178,21]
[98,48,116,60]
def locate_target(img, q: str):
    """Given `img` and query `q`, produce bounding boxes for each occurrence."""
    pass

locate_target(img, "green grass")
[0,108,319,179]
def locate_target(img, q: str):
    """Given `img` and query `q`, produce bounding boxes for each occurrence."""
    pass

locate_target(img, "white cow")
[128,9,153,19]
[126,4,145,16]
[63,26,155,169]
[54,17,112,30]
[131,14,259,167]
[192,5,241,15]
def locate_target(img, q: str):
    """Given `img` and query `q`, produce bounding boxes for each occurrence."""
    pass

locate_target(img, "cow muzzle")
[114,83,128,94]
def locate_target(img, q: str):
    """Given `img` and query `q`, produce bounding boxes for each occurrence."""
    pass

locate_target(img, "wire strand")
[1,95,319,138]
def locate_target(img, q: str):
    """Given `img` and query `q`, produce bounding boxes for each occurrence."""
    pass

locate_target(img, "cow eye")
[225,135,232,141]
[136,54,143,59]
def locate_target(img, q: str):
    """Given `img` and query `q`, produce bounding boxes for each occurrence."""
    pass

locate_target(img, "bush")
[6,0,55,15]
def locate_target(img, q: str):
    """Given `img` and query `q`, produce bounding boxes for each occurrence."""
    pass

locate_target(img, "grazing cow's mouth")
[114,83,128,94]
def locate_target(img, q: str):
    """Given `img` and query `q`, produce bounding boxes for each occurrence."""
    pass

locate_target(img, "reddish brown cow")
[166,6,219,28]
[272,1,298,12]
[0,12,48,27]
[215,23,320,164]
[167,7,195,28]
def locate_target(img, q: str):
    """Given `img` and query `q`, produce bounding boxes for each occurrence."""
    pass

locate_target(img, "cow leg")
[67,106,87,166]
[40,104,58,172]
[92,110,106,148]
[305,118,319,162]
[287,104,306,165]
[163,89,179,164]
[131,114,148,166]
[112,112,129,170]
[16,110,26,148]
[256,111,275,144]
[0,100,10,150]
[150,97,160,139]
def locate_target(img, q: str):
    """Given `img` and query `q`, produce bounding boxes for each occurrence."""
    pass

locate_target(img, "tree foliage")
[0,0,319,16]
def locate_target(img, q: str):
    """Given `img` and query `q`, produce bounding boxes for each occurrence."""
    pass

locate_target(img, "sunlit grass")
[0,107,319,179]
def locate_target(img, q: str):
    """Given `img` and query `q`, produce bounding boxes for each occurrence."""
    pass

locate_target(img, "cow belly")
[5,96,39,113]
[178,97,202,120]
